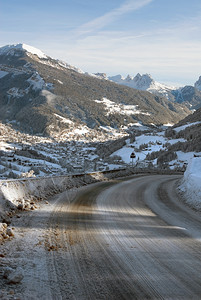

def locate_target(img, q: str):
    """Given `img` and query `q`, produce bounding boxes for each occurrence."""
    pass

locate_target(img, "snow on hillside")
[179,157,201,209]
[94,98,150,116]
[0,70,8,78]
[173,122,201,133]
[56,60,84,74]
[0,43,84,74]
[112,134,164,164]
[0,43,47,59]
[27,72,46,91]
[5,72,52,99]
[54,114,73,124]
[7,87,27,98]
[111,132,186,166]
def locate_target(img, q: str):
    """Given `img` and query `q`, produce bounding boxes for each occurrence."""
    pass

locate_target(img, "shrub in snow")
[157,151,177,166]
[139,143,149,151]
[7,171,18,179]
[105,155,122,164]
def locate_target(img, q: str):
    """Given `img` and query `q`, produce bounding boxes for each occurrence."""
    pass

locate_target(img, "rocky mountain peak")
[94,73,107,79]
[194,76,201,91]
[132,73,154,89]
[125,74,133,82]
[108,73,155,90]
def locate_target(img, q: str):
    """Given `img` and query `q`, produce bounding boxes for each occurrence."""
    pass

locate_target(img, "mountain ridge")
[0,43,191,138]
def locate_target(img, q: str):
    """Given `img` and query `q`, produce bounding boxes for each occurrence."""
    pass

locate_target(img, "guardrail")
[0,167,183,222]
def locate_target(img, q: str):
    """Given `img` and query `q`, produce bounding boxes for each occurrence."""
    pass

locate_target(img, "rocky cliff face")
[194,76,201,91]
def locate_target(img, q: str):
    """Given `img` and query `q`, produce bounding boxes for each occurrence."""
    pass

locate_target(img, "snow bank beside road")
[0,172,112,240]
[179,157,201,209]
[0,168,182,242]
[0,169,135,223]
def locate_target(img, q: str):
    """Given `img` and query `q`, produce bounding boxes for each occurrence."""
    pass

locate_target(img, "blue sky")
[1,0,201,86]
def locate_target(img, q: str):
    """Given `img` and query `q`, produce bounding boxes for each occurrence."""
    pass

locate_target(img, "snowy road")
[46,174,201,299]
[2,174,201,299]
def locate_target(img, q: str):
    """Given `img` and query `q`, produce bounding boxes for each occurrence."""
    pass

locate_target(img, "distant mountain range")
[0,43,191,137]
[104,73,201,110]
[108,73,175,97]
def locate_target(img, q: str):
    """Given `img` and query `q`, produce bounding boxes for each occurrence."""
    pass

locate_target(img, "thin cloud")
[74,0,154,35]
[60,14,201,86]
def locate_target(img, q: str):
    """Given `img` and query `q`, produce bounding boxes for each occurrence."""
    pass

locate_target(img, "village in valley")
[0,117,195,179]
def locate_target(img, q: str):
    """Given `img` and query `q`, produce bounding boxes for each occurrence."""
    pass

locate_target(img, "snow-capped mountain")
[0,43,83,74]
[108,73,176,100]
[109,73,153,90]
[108,73,201,109]
[0,43,190,137]
[0,43,47,58]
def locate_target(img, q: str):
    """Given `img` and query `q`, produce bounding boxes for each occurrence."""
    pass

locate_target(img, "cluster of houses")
[0,138,114,179]
[0,120,128,179]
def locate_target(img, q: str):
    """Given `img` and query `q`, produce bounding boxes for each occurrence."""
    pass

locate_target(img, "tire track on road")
[46,175,201,299]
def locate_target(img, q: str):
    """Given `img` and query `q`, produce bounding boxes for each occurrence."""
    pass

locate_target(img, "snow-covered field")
[173,122,201,133]
[111,131,186,167]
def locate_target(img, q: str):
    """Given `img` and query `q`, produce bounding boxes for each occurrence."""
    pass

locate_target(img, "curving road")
[45,174,201,299]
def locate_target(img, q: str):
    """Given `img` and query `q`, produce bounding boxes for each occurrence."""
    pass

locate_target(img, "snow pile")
[0,169,136,224]
[179,157,201,209]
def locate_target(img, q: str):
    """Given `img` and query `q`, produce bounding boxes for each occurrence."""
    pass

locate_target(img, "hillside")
[164,108,201,152]
[0,44,190,137]
[172,86,201,110]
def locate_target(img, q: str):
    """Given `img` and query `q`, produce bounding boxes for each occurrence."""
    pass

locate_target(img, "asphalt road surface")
[2,174,201,299]
[45,174,201,299]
